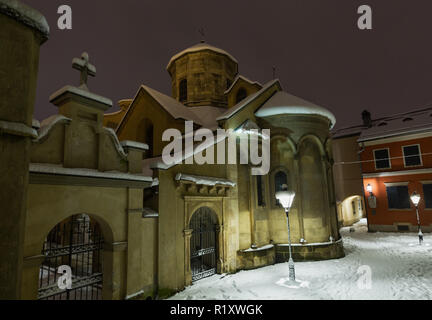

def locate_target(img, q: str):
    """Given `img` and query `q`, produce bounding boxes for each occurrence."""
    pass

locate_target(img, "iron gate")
[190,207,218,282]
[38,214,104,300]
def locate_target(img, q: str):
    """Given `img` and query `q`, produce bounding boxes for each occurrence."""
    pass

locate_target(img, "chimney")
[362,110,372,127]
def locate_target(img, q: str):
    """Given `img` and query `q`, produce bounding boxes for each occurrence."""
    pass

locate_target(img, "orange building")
[359,108,432,232]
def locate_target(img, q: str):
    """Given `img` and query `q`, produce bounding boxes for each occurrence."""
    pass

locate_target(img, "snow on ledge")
[35,115,72,142]
[49,85,113,108]
[30,163,153,183]
[175,173,236,187]
[120,140,149,151]
[0,119,37,138]
[142,207,159,218]
[277,238,343,247]
[241,244,274,253]
[0,0,50,37]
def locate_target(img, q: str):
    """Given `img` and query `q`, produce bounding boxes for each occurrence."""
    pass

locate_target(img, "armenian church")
[0,0,343,300]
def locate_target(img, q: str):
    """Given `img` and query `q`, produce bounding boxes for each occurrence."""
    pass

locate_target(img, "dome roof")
[255,91,336,128]
[167,42,238,70]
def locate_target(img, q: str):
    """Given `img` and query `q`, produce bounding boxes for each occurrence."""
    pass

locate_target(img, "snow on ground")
[170,219,432,300]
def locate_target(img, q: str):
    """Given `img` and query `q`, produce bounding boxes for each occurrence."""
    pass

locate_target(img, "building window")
[374,148,391,169]
[386,185,410,209]
[274,171,288,206]
[352,201,356,215]
[179,79,187,102]
[403,145,422,167]
[236,88,247,104]
[256,175,265,207]
[423,184,432,209]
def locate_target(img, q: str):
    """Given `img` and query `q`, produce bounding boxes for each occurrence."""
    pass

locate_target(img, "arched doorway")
[37,214,104,300]
[189,207,218,282]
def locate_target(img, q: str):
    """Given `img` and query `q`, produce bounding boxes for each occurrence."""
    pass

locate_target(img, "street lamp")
[410,191,423,245]
[366,184,373,194]
[275,185,296,282]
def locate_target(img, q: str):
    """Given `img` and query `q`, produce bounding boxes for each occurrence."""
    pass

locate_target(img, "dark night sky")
[27,0,432,129]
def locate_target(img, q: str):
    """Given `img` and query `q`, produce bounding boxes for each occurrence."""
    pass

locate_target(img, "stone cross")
[72,52,96,90]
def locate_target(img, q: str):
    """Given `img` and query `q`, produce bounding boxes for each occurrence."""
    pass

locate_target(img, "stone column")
[321,155,333,239]
[0,0,49,299]
[183,229,193,286]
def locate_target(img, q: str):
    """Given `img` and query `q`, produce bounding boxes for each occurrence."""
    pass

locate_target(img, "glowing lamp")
[410,192,421,207]
[275,191,296,210]
[366,184,373,193]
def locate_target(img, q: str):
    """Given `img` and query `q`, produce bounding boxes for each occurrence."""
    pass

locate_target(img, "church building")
[104,41,344,296]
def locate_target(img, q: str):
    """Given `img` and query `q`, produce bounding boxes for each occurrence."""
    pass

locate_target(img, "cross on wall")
[72,52,96,90]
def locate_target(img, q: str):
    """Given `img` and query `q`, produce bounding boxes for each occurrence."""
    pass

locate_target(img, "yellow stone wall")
[167,50,238,108]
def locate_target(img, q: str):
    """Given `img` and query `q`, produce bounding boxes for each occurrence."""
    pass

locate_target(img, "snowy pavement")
[170,219,432,300]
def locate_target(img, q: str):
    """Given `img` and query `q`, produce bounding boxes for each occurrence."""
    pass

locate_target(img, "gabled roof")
[255,91,337,129]
[224,75,263,95]
[216,79,282,121]
[116,85,205,133]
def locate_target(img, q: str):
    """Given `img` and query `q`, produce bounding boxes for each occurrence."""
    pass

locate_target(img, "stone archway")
[37,214,104,300]
[188,207,219,282]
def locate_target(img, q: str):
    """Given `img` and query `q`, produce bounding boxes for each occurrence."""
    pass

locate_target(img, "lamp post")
[410,191,423,245]
[275,186,296,282]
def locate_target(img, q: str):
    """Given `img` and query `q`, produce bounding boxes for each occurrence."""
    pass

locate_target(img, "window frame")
[402,144,423,168]
[270,167,290,208]
[384,182,411,211]
[373,148,391,170]
[421,181,432,209]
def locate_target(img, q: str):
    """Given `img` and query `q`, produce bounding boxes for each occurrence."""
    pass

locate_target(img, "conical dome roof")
[167,42,238,70]
[255,91,336,128]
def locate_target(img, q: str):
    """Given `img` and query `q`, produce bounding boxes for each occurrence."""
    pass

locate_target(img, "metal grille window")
[403,145,422,167]
[374,149,391,169]
[423,184,432,209]
[386,186,411,209]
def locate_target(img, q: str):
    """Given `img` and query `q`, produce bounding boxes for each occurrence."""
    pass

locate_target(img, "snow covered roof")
[358,107,432,142]
[140,85,205,126]
[255,91,337,129]
[217,79,281,121]
[0,119,37,138]
[188,106,226,129]
[0,0,49,38]
[30,163,153,183]
[175,173,236,187]
[224,75,263,95]
[167,42,238,71]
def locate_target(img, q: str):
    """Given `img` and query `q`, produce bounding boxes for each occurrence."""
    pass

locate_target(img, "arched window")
[236,88,247,104]
[274,171,288,192]
[256,175,265,207]
[179,79,187,102]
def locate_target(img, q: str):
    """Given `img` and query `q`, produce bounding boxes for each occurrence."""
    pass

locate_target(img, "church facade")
[105,42,344,296]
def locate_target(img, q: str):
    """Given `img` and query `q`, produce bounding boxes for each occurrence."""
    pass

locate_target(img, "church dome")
[166,42,238,71]
[255,91,336,128]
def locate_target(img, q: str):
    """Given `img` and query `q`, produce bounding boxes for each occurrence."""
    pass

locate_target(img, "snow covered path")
[170,219,432,300]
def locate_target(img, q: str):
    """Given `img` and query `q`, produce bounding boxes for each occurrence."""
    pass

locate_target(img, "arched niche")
[298,135,329,242]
